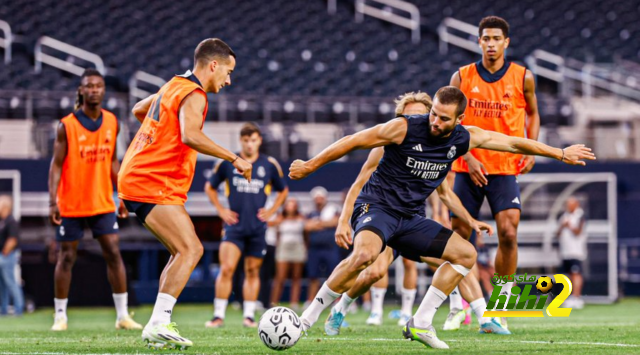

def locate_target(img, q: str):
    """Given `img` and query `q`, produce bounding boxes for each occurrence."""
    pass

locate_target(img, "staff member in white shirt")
[556,196,587,309]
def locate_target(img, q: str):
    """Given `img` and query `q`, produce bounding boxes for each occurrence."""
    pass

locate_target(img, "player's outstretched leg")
[403,233,475,350]
[140,205,203,350]
[300,230,382,333]
[325,248,394,335]
[97,233,142,330]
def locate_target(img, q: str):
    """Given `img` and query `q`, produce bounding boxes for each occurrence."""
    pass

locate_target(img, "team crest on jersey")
[447,145,457,159]
[258,166,266,178]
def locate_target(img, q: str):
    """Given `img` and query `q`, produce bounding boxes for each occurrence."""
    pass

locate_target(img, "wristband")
[560,148,565,162]
[232,156,239,163]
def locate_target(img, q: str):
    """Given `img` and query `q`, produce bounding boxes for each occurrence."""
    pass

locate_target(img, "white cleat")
[142,322,193,350]
[366,312,382,326]
[442,308,466,331]
[115,314,143,330]
[403,318,449,349]
[51,316,68,331]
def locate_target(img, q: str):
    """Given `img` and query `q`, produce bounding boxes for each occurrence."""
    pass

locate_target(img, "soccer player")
[289,86,594,349]
[448,16,542,329]
[304,186,341,308]
[118,38,251,350]
[324,92,506,336]
[205,123,288,328]
[48,69,141,332]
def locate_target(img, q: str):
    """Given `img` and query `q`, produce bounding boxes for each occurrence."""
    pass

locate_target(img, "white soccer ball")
[258,306,302,351]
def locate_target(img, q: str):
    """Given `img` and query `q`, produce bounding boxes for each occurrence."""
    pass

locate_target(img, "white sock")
[370,287,386,316]
[470,298,490,325]
[54,298,68,320]
[414,286,447,328]
[500,282,513,297]
[401,287,417,316]
[334,293,357,314]
[148,293,177,326]
[300,282,340,327]
[214,298,228,320]
[113,293,129,320]
[243,301,257,320]
[449,287,463,311]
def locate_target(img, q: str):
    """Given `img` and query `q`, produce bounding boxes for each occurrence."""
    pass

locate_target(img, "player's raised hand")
[470,219,494,237]
[335,220,353,249]
[465,155,489,187]
[233,157,252,182]
[561,144,596,165]
[49,203,62,226]
[288,159,312,180]
[219,208,239,225]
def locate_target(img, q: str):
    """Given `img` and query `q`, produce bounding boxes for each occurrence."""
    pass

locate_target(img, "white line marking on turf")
[313,337,640,348]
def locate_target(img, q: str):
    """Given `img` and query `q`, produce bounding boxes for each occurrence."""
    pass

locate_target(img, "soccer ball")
[536,276,554,294]
[258,307,302,351]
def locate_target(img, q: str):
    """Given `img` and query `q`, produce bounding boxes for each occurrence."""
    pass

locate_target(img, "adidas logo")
[113,222,119,230]
[78,134,87,142]
[164,310,172,314]
[503,92,513,99]
[412,144,423,152]
[471,86,480,93]
[512,197,520,204]
[363,217,372,224]
[316,297,324,305]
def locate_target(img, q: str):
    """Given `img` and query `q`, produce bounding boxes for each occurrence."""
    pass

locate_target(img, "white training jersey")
[559,207,588,261]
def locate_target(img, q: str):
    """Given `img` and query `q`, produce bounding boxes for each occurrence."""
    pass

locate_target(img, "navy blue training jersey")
[356,114,470,216]
[210,154,287,234]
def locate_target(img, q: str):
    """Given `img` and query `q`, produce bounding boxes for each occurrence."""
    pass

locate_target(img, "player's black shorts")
[122,199,156,224]
[56,212,118,242]
[350,203,453,262]
[223,229,267,258]
[452,173,522,222]
[562,259,583,274]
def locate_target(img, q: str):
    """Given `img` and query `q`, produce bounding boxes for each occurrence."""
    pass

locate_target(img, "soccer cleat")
[324,308,346,336]
[366,312,382,326]
[51,316,68,331]
[300,317,311,334]
[388,309,401,319]
[442,308,466,331]
[204,317,224,328]
[479,318,511,335]
[500,316,509,330]
[402,318,449,349]
[116,314,143,330]
[243,317,257,328]
[397,313,411,327]
[142,322,193,350]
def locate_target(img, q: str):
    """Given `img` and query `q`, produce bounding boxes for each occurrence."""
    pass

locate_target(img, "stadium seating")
[1,0,638,98]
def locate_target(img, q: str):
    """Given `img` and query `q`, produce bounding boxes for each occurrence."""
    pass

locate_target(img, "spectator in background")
[270,198,307,310]
[556,196,587,309]
[305,186,340,307]
[257,201,278,311]
[0,195,24,316]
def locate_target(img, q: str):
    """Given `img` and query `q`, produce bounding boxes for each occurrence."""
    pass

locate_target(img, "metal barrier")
[34,36,105,76]
[0,20,12,64]
[355,0,420,43]
[437,17,481,55]
[129,70,166,103]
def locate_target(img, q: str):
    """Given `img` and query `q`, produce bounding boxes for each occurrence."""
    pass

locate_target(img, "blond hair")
[394,91,433,116]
